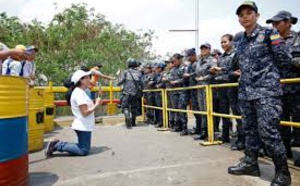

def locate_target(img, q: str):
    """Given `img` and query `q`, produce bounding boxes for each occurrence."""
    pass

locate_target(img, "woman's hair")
[65,81,82,105]
[222,34,234,42]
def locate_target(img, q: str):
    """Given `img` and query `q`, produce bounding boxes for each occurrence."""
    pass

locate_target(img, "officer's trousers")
[240,97,288,170]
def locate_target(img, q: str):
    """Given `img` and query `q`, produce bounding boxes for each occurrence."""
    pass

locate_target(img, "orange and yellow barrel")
[28,87,45,152]
[0,76,29,186]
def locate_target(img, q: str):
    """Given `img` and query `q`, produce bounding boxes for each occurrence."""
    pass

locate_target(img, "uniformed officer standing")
[153,62,166,128]
[184,48,203,136]
[210,34,244,148]
[193,43,217,140]
[118,59,144,129]
[267,10,300,166]
[228,2,292,186]
[167,54,188,135]
[143,63,157,125]
[163,58,175,129]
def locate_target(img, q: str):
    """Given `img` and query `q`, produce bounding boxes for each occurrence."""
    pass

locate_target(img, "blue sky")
[0,0,299,56]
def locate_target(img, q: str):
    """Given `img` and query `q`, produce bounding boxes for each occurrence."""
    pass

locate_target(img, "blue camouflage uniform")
[153,64,166,127]
[167,64,188,132]
[279,30,300,158]
[118,66,144,128]
[186,61,202,134]
[195,55,216,135]
[214,50,243,143]
[236,24,291,173]
[143,71,156,124]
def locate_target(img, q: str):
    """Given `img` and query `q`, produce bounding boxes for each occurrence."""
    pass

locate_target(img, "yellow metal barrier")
[52,86,121,93]
[141,89,166,130]
[165,85,222,146]
[107,81,117,115]
[208,78,300,144]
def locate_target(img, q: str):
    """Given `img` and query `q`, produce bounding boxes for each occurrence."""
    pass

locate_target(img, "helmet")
[127,58,139,68]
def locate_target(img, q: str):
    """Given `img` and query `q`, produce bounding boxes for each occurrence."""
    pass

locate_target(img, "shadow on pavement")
[29,172,59,186]
[89,146,112,155]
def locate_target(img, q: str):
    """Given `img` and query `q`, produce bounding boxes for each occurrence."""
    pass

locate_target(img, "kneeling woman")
[45,70,101,158]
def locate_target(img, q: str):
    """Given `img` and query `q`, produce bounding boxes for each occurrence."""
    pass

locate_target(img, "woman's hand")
[95,97,102,106]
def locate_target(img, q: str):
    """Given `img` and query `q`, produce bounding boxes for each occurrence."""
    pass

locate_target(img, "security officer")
[163,58,175,129]
[167,54,188,135]
[267,10,300,165]
[228,2,291,186]
[118,58,144,129]
[184,48,202,136]
[210,34,244,147]
[143,63,157,125]
[154,62,166,128]
[193,43,217,140]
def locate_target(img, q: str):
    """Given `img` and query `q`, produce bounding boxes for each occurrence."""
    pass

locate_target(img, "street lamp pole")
[169,0,199,54]
[195,0,199,54]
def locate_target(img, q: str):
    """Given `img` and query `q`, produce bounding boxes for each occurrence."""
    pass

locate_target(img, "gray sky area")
[0,0,299,55]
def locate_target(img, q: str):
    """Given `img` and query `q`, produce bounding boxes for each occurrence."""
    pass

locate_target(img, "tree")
[0,3,155,85]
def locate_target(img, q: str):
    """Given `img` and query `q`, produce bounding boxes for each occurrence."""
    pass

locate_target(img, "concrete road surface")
[29,123,300,186]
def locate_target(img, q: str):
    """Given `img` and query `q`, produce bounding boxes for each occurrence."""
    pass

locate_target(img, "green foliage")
[0,3,155,85]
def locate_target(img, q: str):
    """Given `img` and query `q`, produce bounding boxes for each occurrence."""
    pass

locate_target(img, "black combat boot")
[272,156,291,186]
[231,141,245,151]
[180,122,188,136]
[271,173,291,186]
[194,127,207,140]
[125,117,132,129]
[131,117,136,127]
[228,158,260,177]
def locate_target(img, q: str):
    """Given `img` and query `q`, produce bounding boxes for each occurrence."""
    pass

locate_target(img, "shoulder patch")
[256,33,265,42]
[270,33,282,45]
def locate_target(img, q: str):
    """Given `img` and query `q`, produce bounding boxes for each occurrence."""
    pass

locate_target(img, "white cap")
[71,70,91,85]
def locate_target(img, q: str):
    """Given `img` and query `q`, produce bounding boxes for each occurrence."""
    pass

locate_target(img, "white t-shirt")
[70,87,95,131]
[1,59,22,76]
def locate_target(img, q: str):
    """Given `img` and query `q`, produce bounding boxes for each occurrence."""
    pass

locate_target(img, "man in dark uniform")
[228,2,292,186]
[184,48,203,137]
[163,58,175,129]
[153,62,166,128]
[267,10,300,166]
[143,63,157,125]
[118,59,144,129]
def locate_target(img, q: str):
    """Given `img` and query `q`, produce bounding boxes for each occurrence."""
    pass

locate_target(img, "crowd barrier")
[142,78,300,146]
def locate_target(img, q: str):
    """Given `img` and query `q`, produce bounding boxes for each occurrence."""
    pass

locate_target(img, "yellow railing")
[142,78,300,146]
[141,89,167,129]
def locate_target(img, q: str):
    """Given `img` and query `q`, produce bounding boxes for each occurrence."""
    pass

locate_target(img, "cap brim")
[236,5,256,15]
[291,17,298,24]
[266,17,284,24]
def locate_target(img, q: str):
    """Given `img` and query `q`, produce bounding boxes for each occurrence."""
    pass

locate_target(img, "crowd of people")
[115,2,300,186]
[0,44,38,86]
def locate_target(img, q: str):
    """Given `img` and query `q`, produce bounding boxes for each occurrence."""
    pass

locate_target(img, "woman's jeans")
[54,130,92,156]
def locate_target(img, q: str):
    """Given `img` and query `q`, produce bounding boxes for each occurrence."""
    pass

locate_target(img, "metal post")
[195,0,199,54]
[200,85,222,146]
[109,80,113,104]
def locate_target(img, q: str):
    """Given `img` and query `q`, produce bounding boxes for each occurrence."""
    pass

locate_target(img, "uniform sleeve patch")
[270,33,282,45]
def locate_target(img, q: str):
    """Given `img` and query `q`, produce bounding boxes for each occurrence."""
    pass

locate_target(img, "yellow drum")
[28,88,44,152]
[44,88,55,132]
[0,76,29,186]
